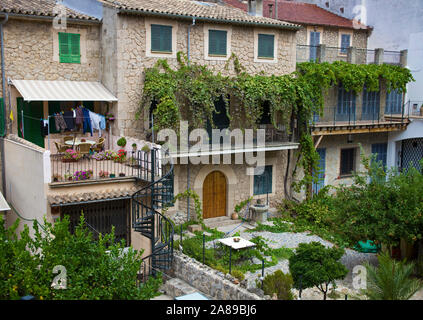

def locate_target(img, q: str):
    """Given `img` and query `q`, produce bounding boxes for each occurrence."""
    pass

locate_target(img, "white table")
[217,237,256,274]
[65,139,96,146]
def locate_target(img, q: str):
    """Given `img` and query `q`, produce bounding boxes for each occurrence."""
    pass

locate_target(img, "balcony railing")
[296,45,406,66]
[406,101,423,117]
[50,150,156,183]
[313,104,408,127]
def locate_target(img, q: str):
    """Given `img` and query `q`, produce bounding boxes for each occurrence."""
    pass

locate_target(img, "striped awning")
[12,80,118,102]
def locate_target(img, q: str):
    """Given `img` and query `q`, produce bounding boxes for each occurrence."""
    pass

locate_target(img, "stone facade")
[102,8,297,139]
[1,19,101,96]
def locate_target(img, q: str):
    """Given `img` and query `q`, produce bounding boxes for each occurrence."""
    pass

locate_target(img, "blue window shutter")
[362,86,380,120]
[258,34,275,58]
[386,89,403,114]
[313,148,326,194]
[309,32,320,61]
[337,85,356,121]
[209,30,227,56]
[151,24,172,52]
[254,166,272,195]
[340,34,351,54]
[372,143,388,167]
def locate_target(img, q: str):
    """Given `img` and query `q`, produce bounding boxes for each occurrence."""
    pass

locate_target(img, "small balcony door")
[309,31,320,61]
[362,87,380,121]
[336,86,356,122]
[312,148,326,195]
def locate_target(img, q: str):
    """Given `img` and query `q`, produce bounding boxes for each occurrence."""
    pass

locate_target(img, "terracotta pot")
[231,212,239,220]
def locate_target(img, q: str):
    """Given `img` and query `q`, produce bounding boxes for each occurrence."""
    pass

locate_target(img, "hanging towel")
[75,106,84,125]
[54,113,67,132]
[89,111,105,136]
[82,108,93,136]
[99,115,106,131]
[40,119,49,138]
[63,111,75,131]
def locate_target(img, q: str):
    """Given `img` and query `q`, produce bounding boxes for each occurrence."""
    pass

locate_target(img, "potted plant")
[141,144,151,153]
[81,138,86,142]
[113,149,127,163]
[73,170,93,181]
[109,173,116,178]
[132,143,137,152]
[106,112,115,122]
[119,173,126,177]
[117,137,127,148]
[64,172,73,181]
[62,149,82,162]
[99,170,109,178]
[52,174,62,182]
[232,197,253,220]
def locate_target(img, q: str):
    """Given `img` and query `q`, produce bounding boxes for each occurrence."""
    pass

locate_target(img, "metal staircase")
[131,147,174,280]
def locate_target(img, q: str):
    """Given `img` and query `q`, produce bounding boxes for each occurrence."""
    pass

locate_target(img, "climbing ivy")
[138,56,414,196]
[162,188,204,226]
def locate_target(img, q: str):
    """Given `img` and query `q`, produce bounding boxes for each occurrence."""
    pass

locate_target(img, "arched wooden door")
[202,171,227,219]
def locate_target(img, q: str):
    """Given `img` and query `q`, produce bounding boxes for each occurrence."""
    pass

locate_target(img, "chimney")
[248,0,263,17]
[268,3,273,18]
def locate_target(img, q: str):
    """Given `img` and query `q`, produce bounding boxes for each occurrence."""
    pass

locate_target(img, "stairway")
[132,148,175,280]
[203,216,242,229]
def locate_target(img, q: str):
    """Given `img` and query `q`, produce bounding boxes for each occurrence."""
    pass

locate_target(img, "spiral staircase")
[131,147,175,279]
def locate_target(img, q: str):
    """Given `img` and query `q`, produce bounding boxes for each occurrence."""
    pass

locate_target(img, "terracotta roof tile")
[48,187,138,205]
[100,0,300,29]
[0,0,99,21]
[225,0,370,30]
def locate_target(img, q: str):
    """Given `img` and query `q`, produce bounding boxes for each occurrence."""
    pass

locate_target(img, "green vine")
[162,189,204,226]
[139,55,414,196]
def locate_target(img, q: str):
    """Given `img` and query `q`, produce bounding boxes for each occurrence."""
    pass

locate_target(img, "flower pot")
[119,173,126,177]
[109,174,116,178]
[231,212,239,220]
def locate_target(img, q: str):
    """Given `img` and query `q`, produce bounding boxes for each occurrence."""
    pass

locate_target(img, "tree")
[362,253,423,300]
[289,242,348,300]
[0,214,162,300]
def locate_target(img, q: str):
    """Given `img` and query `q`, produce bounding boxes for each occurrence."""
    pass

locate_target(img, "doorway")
[202,171,227,219]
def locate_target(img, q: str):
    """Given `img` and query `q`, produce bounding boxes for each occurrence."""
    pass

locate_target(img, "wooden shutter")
[340,148,355,176]
[309,32,320,61]
[371,143,387,167]
[70,33,81,63]
[151,24,172,52]
[337,85,356,121]
[258,34,275,58]
[341,34,351,54]
[254,165,272,195]
[386,89,402,114]
[209,30,227,56]
[59,32,71,63]
[362,86,380,120]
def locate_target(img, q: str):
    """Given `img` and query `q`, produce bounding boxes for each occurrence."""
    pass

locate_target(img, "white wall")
[4,135,50,236]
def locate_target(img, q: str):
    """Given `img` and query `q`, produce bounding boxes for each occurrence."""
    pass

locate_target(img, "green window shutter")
[151,24,172,53]
[254,165,273,195]
[258,34,274,58]
[59,32,80,63]
[70,33,81,63]
[209,30,227,56]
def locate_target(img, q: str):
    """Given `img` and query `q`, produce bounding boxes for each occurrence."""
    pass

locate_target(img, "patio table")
[65,139,96,146]
[217,237,256,274]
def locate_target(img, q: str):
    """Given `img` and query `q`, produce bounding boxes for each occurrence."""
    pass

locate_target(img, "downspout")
[186,18,195,222]
[0,13,8,198]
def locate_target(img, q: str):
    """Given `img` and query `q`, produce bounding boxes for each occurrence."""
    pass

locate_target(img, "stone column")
[347,47,356,64]
[316,44,326,63]
[400,49,408,67]
[374,48,384,65]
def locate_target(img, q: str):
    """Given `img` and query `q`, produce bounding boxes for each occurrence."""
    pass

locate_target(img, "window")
[386,89,403,115]
[258,34,275,58]
[340,34,351,54]
[337,85,356,121]
[362,86,380,120]
[208,30,227,56]
[340,148,356,176]
[151,24,172,53]
[254,165,272,195]
[371,143,387,167]
[58,32,80,63]
[309,31,320,61]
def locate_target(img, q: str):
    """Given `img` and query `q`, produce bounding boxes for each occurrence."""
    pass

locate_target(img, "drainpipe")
[186,18,195,221]
[0,13,8,198]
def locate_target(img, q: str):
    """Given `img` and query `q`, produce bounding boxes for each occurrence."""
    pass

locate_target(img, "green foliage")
[116,137,127,147]
[152,96,181,133]
[234,197,253,214]
[362,253,423,300]
[258,270,294,300]
[0,215,161,300]
[231,270,245,281]
[289,242,348,300]
[163,189,203,226]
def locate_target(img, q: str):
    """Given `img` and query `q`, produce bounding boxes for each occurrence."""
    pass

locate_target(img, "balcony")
[296,45,406,66]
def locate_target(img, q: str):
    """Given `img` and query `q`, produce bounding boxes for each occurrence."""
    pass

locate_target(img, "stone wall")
[1,19,101,95]
[169,252,264,300]
[104,11,297,138]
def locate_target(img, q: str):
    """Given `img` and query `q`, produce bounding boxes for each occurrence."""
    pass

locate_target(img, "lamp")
[347,134,353,144]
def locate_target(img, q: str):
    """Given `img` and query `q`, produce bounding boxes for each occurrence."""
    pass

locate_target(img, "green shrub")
[117,137,127,147]
[259,270,294,300]
[362,253,423,300]
[0,214,161,300]
[289,242,348,300]
[231,270,245,281]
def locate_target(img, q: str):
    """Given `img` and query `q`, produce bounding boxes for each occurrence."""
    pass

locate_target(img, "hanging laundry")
[63,110,75,131]
[75,106,84,126]
[89,110,106,136]
[54,113,67,132]
[82,107,93,136]
[40,119,49,138]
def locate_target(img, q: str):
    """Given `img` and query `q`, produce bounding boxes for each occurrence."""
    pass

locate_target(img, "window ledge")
[151,51,173,54]
[208,54,228,57]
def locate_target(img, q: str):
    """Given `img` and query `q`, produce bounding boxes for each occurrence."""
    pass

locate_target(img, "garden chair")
[63,136,75,149]
[92,137,105,152]
[54,141,68,154]
[78,143,92,158]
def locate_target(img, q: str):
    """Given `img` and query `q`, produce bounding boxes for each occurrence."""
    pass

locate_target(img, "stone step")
[204,216,240,229]
[162,277,212,300]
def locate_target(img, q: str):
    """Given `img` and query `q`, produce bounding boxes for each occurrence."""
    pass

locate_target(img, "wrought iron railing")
[132,147,174,282]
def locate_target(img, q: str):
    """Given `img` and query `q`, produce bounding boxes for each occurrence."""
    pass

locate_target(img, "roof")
[224,0,370,30]
[100,0,300,29]
[12,80,118,102]
[48,187,138,206]
[0,0,99,22]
